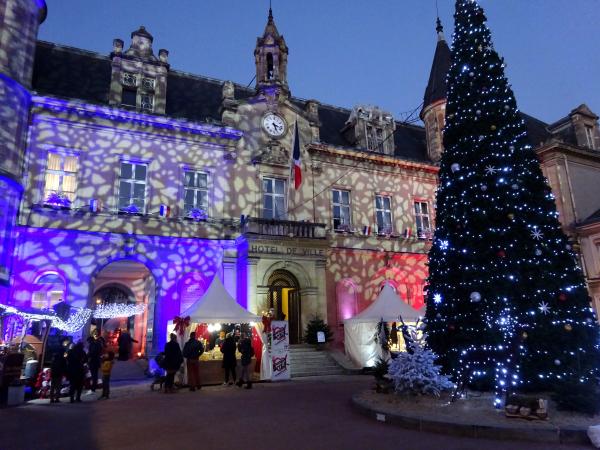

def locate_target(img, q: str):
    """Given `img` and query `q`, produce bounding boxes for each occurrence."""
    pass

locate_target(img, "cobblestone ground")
[0,375,589,450]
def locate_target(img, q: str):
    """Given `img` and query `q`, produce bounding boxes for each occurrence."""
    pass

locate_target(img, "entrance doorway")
[91,260,153,357]
[268,269,301,344]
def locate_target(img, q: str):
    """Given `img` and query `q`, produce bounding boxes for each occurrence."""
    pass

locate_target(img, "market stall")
[344,283,424,368]
[172,276,261,385]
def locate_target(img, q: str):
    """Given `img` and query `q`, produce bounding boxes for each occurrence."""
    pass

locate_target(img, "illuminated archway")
[90,259,154,357]
[267,269,301,344]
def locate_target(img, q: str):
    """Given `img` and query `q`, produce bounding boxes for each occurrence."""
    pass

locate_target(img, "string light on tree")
[425,0,600,413]
[93,303,146,319]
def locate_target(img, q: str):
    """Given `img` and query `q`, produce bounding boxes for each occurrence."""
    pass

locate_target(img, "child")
[99,351,115,399]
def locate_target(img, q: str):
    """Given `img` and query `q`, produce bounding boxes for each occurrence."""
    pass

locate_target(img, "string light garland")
[425,0,600,412]
[93,303,146,319]
[0,303,92,333]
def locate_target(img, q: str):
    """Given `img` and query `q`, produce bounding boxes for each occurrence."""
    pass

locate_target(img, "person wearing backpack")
[236,332,254,389]
[182,332,204,391]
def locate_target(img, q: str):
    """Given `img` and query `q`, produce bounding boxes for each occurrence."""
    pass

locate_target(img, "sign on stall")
[270,320,290,381]
[317,331,326,343]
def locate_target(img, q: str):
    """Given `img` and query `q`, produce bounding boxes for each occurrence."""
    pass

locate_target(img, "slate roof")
[31,40,556,166]
[580,207,600,226]
[422,31,451,110]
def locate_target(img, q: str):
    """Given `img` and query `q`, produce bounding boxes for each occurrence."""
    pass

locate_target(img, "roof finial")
[269,0,273,21]
[436,17,445,42]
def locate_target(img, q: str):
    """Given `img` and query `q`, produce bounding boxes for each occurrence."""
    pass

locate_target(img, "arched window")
[336,278,358,322]
[32,272,66,310]
[266,53,274,79]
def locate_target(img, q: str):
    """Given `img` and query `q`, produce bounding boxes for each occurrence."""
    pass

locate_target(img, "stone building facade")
[1,3,600,353]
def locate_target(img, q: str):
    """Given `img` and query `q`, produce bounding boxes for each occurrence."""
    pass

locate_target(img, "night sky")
[38,0,599,125]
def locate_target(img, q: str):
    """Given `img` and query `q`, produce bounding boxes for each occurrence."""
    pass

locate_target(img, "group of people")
[162,330,254,392]
[49,332,115,403]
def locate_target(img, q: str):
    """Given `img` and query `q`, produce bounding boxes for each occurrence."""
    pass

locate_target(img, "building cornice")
[307,143,438,175]
[536,140,600,164]
[31,95,244,141]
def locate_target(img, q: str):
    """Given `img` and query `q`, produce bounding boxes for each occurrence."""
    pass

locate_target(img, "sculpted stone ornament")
[222,81,235,100]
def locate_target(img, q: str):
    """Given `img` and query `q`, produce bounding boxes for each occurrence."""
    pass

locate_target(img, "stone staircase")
[288,345,346,378]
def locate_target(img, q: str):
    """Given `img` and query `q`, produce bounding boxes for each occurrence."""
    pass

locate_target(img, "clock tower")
[254,7,289,98]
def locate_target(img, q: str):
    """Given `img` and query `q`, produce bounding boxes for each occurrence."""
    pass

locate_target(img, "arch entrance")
[90,259,154,358]
[267,269,302,344]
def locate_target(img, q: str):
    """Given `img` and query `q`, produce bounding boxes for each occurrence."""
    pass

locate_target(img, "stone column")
[222,247,238,300]
[247,257,259,314]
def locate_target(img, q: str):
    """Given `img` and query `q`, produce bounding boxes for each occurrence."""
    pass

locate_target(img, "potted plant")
[303,316,333,350]
[44,192,71,210]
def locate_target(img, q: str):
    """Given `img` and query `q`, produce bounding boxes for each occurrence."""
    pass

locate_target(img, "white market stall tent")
[180,276,260,324]
[344,283,425,368]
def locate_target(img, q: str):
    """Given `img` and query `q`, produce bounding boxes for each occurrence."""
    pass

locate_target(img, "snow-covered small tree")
[388,327,453,397]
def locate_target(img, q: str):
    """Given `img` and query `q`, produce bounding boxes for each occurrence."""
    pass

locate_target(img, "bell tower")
[420,18,451,163]
[254,7,289,97]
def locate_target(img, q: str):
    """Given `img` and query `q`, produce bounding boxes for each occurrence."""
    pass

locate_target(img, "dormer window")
[142,77,155,91]
[343,105,396,155]
[585,125,596,149]
[122,72,137,87]
[140,94,154,112]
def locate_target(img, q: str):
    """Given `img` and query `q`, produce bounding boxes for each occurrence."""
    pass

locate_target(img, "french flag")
[292,121,302,190]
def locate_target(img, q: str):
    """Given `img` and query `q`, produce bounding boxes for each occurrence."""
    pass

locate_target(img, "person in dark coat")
[66,341,87,403]
[117,329,138,361]
[163,333,183,393]
[390,322,399,349]
[220,333,237,385]
[182,332,204,391]
[87,333,105,392]
[236,333,254,389]
[50,351,67,403]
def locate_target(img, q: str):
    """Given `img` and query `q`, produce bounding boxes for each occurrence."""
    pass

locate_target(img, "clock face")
[262,113,286,137]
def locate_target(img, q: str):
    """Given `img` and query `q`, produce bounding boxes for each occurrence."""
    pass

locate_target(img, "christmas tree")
[425,0,600,411]
[387,328,453,397]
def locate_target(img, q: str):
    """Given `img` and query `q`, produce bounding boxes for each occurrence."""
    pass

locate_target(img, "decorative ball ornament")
[558,293,567,302]
[469,72,475,77]
[509,145,515,151]
[436,313,442,319]
[491,125,497,131]
[481,185,488,191]
[564,324,573,332]
[535,249,542,256]
[451,163,461,173]
[521,332,528,339]
[554,359,561,366]
[508,213,515,220]
[565,244,572,250]
[497,250,506,258]
[511,184,519,190]
[476,110,482,115]
[504,104,510,111]
[470,291,482,303]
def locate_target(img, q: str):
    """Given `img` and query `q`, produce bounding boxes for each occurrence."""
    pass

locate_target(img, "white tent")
[344,284,425,368]
[181,275,260,324]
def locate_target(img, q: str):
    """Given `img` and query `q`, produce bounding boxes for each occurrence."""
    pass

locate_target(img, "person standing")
[99,351,115,399]
[182,332,204,391]
[220,333,237,385]
[236,332,254,389]
[50,351,67,403]
[87,333,104,392]
[117,329,138,361]
[164,333,183,393]
[66,341,87,403]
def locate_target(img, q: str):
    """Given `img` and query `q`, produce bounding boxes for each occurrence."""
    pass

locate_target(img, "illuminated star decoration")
[531,229,543,240]
[485,166,498,175]
[538,301,551,315]
[433,293,442,304]
[439,240,449,250]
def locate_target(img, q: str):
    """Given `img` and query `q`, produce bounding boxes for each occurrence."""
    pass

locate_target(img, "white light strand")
[93,303,146,319]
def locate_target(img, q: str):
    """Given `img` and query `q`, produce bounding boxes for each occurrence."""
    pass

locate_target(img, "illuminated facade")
[2,4,600,354]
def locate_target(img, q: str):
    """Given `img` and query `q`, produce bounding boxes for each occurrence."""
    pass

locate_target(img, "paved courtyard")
[0,375,589,450]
